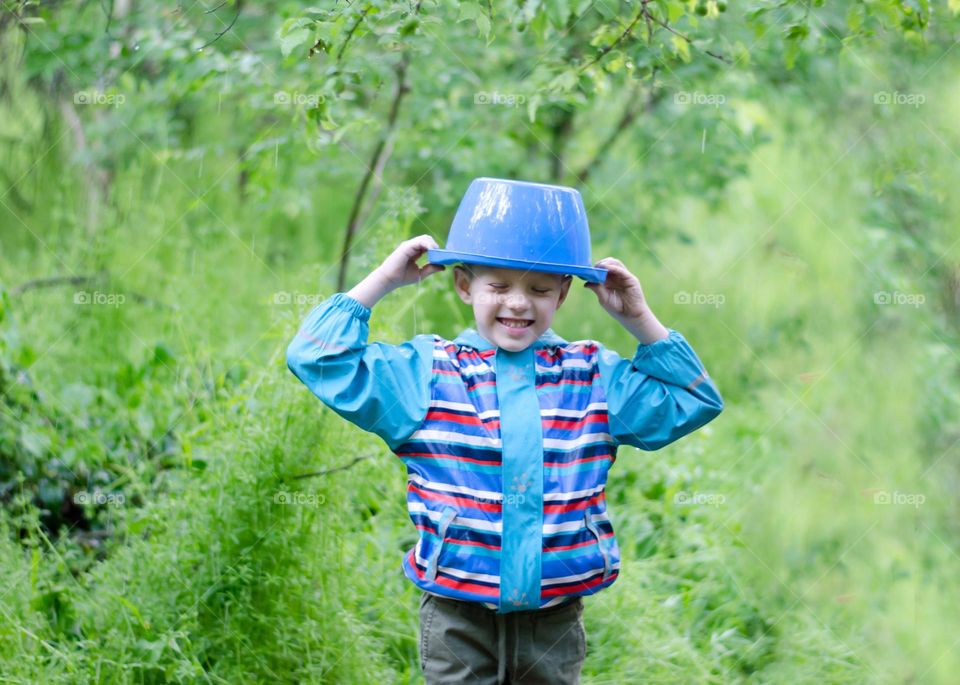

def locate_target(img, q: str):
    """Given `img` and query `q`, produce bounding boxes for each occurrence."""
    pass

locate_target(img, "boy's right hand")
[374,235,446,293]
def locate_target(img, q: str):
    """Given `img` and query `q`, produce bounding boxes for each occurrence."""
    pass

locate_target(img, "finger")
[418,234,440,250]
[600,260,628,274]
[400,240,423,258]
[602,260,631,276]
[608,265,638,283]
[407,235,434,253]
[596,260,624,278]
[418,264,445,279]
[409,243,433,260]
[599,269,627,285]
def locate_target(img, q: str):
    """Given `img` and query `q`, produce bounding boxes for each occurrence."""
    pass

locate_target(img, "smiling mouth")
[497,317,534,329]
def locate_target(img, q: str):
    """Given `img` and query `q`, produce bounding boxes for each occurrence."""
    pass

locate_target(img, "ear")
[556,276,573,309]
[453,266,473,304]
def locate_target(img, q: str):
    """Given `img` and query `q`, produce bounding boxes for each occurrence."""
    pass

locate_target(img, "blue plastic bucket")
[427,178,607,283]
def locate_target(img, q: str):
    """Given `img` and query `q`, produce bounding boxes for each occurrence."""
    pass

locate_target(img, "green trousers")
[418,591,586,684]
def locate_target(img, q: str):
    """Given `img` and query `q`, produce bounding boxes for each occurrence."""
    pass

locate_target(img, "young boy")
[287,226,723,683]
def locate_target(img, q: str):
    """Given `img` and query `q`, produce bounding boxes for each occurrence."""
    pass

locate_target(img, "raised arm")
[585,256,723,450]
[285,235,446,450]
[596,332,723,450]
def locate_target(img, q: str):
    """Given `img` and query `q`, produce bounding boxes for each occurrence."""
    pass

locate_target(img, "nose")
[503,292,531,312]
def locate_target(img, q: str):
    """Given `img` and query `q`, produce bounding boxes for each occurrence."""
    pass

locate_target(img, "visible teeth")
[499,318,532,329]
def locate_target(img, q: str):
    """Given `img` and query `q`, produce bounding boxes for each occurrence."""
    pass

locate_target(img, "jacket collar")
[453,327,567,353]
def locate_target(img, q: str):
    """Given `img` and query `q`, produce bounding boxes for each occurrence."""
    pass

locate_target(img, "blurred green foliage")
[1,0,959,683]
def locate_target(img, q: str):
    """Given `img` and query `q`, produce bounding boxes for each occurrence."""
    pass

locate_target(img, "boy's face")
[453,264,573,352]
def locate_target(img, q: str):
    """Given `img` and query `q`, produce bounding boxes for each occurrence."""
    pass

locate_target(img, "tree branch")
[336,53,411,291]
[644,10,730,64]
[335,7,369,61]
[292,455,372,479]
[10,272,177,310]
[197,2,240,51]
[10,273,105,296]
[352,135,394,233]
[580,2,730,70]
[579,6,646,72]
[60,99,111,237]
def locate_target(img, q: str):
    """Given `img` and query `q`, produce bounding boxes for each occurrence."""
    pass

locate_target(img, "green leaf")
[573,0,594,16]
[458,2,482,21]
[547,0,570,29]
[527,95,541,123]
[332,120,362,143]
[280,28,311,57]
[476,12,491,39]
[458,1,490,39]
[671,35,691,63]
[594,0,618,20]
[785,23,810,40]
[667,1,685,23]
[784,38,801,69]
[732,40,751,66]
[114,594,151,631]
[846,5,864,33]
[549,69,578,92]
[530,7,549,38]
[20,425,51,458]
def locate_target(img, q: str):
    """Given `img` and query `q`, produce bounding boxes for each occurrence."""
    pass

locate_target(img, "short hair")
[454,263,483,282]
[454,263,571,284]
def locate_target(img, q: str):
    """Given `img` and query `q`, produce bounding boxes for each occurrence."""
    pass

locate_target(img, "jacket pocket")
[426,506,457,581]
[583,510,612,582]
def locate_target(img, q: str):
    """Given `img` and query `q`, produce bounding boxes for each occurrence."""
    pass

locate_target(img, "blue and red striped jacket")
[286,293,723,613]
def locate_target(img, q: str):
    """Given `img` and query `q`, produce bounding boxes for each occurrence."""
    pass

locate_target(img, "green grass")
[2,40,960,685]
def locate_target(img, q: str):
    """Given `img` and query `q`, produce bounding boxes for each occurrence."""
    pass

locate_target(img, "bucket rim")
[427,248,608,284]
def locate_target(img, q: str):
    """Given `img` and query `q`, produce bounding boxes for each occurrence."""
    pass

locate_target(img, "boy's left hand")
[584,257,650,321]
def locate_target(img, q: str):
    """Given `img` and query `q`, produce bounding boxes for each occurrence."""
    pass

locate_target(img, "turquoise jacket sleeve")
[285,292,435,451]
[596,329,724,451]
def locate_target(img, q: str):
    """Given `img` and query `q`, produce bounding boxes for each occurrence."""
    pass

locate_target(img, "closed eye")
[489,284,551,294]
